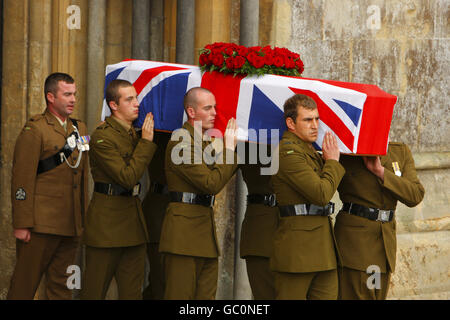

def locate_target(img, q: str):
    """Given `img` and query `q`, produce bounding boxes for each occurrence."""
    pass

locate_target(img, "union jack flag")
[102,60,397,155]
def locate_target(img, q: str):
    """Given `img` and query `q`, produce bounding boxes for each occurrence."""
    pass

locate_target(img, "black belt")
[342,202,394,222]
[247,193,277,207]
[149,182,169,195]
[279,202,335,217]
[37,119,79,175]
[169,192,215,208]
[94,182,141,197]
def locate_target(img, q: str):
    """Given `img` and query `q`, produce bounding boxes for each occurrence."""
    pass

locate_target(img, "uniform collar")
[111,115,132,132]
[44,109,73,137]
[282,130,318,158]
[105,116,133,138]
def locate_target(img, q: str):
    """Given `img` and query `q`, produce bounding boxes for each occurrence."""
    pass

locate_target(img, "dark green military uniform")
[8,110,89,300]
[270,131,345,300]
[81,116,157,300]
[142,131,171,300]
[159,121,238,299]
[335,142,424,300]
[240,143,279,300]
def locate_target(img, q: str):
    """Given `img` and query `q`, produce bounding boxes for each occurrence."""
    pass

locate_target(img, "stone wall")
[0,0,448,300]
[287,0,449,299]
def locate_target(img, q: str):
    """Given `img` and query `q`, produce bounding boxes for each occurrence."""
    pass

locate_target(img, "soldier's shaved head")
[183,87,213,111]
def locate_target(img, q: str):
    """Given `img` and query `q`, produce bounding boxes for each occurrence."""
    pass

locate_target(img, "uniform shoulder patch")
[15,188,26,200]
[29,114,44,122]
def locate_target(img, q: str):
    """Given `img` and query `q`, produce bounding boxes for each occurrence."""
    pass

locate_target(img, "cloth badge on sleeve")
[15,188,26,200]
[392,161,402,176]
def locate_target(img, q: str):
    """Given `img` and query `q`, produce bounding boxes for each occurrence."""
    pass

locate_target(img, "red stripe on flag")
[288,77,396,155]
[289,87,354,151]
[133,66,188,95]
[201,71,246,134]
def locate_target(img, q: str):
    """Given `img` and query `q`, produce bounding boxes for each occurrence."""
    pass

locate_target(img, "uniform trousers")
[274,269,338,300]
[81,244,146,300]
[338,266,391,300]
[7,232,79,300]
[245,256,276,300]
[142,242,165,300]
[163,253,218,300]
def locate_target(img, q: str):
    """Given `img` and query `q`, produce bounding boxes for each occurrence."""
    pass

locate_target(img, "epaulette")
[389,141,403,146]
[29,114,44,122]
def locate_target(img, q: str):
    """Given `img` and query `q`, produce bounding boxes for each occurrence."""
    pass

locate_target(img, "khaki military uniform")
[335,142,424,300]
[81,116,157,300]
[142,131,171,300]
[8,110,89,300]
[239,144,279,300]
[159,122,238,299]
[270,131,345,300]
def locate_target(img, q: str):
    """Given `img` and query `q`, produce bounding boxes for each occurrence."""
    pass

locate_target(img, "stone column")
[87,0,106,132]
[51,0,88,120]
[176,0,195,64]
[150,0,164,61]
[240,0,259,46]
[28,0,52,116]
[0,0,30,300]
[132,0,150,60]
[106,0,133,65]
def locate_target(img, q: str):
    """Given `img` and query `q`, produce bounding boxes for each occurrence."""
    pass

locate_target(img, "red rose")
[233,56,246,69]
[295,59,304,73]
[264,54,274,66]
[273,56,284,67]
[262,45,272,55]
[212,54,224,67]
[225,57,234,69]
[199,53,209,66]
[252,56,265,69]
[225,47,234,56]
[247,52,258,64]
[237,46,248,57]
[285,57,295,69]
[207,53,214,63]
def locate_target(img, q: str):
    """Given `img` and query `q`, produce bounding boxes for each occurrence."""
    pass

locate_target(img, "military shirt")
[11,110,89,237]
[159,121,239,258]
[335,142,425,272]
[270,130,345,273]
[83,116,157,247]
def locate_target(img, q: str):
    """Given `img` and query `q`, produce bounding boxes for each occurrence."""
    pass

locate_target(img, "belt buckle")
[328,202,335,215]
[209,195,215,207]
[266,194,276,207]
[182,192,195,204]
[132,183,141,196]
[107,184,113,196]
[377,210,390,222]
[294,204,307,215]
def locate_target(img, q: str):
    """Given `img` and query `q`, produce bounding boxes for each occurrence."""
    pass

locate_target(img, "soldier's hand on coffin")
[141,112,154,141]
[224,117,238,151]
[363,156,385,181]
[14,228,31,243]
[322,131,340,161]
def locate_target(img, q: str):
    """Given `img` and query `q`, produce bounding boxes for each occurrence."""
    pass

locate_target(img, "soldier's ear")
[109,101,119,112]
[46,92,55,105]
[186,105,196,119]
[286,117,296,131]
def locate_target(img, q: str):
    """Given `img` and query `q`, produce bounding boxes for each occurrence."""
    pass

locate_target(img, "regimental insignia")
[286,150,294,154]
[392,161,402,176]
[15,188,26,200]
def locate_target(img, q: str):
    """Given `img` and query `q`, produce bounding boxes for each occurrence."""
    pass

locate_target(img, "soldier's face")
[288,106,319,143]
[113,86,140,123]
[188,91,217,131]
[47,81,77,118]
